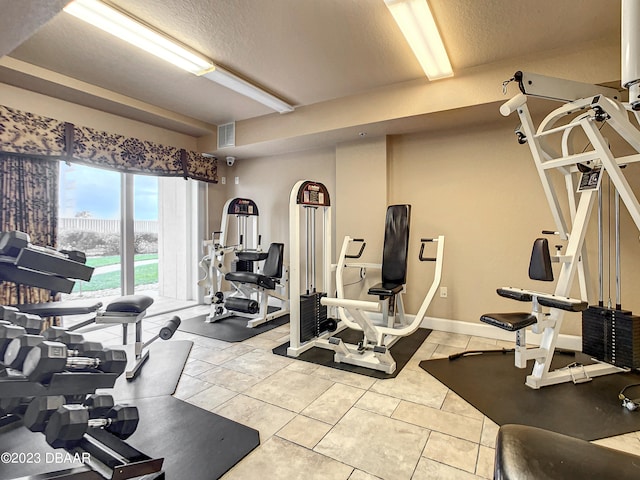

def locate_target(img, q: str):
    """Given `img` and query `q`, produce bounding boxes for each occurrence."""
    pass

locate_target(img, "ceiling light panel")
[384,0,453,80]
[64,0,213,74]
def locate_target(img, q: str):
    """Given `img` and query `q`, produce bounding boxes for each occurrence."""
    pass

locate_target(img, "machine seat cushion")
[480,312,536,331]
[225,271,276,290]
[495,424,640,480]
[368,282,404,297]
[106,295,154,313]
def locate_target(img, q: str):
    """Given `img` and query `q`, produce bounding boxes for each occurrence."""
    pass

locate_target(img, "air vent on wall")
[217,122,235,149]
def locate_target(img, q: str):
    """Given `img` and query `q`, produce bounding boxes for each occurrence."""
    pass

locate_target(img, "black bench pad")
[105,295,154,313]
[368,282,403,297]
[495,424,640,480]
[480,312,536,331]
[497,288,532,302]
[537,295,588,312]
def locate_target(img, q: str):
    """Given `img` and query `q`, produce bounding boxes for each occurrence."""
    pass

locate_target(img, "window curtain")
[0,153,60,319]
[0,104,218,183]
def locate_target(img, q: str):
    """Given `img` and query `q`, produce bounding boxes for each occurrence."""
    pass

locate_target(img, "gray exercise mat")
[99,339,192,400]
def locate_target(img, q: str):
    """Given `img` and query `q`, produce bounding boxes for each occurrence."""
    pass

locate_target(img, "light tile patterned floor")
[85,305,640,480]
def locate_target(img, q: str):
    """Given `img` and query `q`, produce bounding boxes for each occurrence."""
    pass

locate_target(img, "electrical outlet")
[440,286,448,298]
[221,176,226,184]
[234,176,239,185]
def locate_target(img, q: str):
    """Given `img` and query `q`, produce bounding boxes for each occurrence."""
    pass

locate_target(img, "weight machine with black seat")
[199,197,289,327]
[482,0,640,389]
[286,180,444,374]
[321,206,444,374]
[0,230,180,380]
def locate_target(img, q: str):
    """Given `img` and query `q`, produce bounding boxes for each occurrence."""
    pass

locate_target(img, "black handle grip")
[541,230,558,235]
[346,241,366,259]
[419,242,436,262]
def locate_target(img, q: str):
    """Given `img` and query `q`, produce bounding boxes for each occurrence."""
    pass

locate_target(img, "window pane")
[133,174,158,297]
[58,163,121,299]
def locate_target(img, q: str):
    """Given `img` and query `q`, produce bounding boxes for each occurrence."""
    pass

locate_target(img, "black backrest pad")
[528,238,554,282]
[263,243,284,279]
[381,205,411,285]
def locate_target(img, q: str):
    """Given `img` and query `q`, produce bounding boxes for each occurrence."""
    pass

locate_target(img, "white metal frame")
[287,180,335,356]
[320,235,444,373]
[199,197,289,328]
[500,86,640,388]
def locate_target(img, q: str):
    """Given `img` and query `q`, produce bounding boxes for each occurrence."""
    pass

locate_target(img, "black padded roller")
[159,316,181,340]
[225,297,259,314]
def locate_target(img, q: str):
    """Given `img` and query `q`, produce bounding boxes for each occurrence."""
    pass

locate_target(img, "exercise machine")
[321,206,444,374]
[484,0,640,388]
[0,230,180,380]
[199,198,289,327]
[286,180,445,373]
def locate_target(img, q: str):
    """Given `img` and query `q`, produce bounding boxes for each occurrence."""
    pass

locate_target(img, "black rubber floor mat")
[0,396,259,480]
[100,339,192,400]
[179,312,289,342]
[419,350,640,441]
[273,328,431,379]
[126,396,260,479]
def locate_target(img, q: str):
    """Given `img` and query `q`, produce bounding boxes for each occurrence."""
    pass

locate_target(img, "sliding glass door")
[58,163,159,299]
[58,161,204,308]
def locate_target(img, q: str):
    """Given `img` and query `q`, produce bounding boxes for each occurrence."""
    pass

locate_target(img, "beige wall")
[335,137,388,258]
[219,148,337,256]
[387,119,640,335]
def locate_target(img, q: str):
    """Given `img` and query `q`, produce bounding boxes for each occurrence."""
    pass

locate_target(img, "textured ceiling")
[0,0,622,142]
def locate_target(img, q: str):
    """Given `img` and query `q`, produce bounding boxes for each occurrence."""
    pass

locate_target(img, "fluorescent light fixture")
[64,0,294,113]
[64,0,213,74]
[202,66,294,113]
[384,0,453,80]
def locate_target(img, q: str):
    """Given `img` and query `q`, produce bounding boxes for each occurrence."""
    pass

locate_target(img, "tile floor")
[80,306,640,480]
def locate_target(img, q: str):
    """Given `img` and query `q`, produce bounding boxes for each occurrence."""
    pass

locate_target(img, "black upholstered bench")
[495,424,640,480]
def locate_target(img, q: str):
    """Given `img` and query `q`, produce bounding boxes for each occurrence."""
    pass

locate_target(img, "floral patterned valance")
[0,105,217,183]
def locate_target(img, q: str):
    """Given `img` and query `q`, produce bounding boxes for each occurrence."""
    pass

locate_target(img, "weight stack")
[582,306,640,368]
[299,292,327,342]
